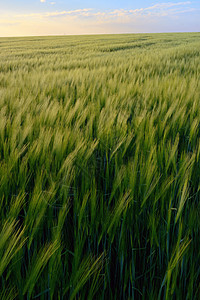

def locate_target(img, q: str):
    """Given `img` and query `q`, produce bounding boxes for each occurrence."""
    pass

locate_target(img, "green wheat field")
[0,32,200,299]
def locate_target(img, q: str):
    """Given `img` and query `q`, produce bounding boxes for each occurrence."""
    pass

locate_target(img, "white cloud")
[40,0,46,3]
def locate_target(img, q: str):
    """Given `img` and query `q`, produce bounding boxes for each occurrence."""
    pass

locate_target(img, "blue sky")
[0,1,199,36]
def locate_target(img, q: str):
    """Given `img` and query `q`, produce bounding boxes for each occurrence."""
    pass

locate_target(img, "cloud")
[92,2,195,21]
[145,2,191,10]
[105,2,193,18]
[17,2,195,20]
[50,2,56,4]
[18,8,93,18]
[40,0,46,2]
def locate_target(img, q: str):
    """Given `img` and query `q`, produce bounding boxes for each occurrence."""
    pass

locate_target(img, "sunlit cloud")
[40,0,46,3]
[17,8,93,18]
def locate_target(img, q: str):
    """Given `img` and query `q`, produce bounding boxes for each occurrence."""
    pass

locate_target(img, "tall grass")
[0,32,200,299]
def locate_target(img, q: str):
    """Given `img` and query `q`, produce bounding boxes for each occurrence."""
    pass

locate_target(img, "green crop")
[0,32,200,299]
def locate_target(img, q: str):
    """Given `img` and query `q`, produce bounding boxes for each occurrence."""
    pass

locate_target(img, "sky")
[0,1,199,36]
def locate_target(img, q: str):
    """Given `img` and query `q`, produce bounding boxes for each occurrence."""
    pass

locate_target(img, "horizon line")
[0,30,199,38]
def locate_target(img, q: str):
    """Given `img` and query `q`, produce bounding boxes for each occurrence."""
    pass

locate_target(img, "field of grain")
[0,33,200,299]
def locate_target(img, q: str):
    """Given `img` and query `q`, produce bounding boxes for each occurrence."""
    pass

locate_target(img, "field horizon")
[1,31,200,39]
